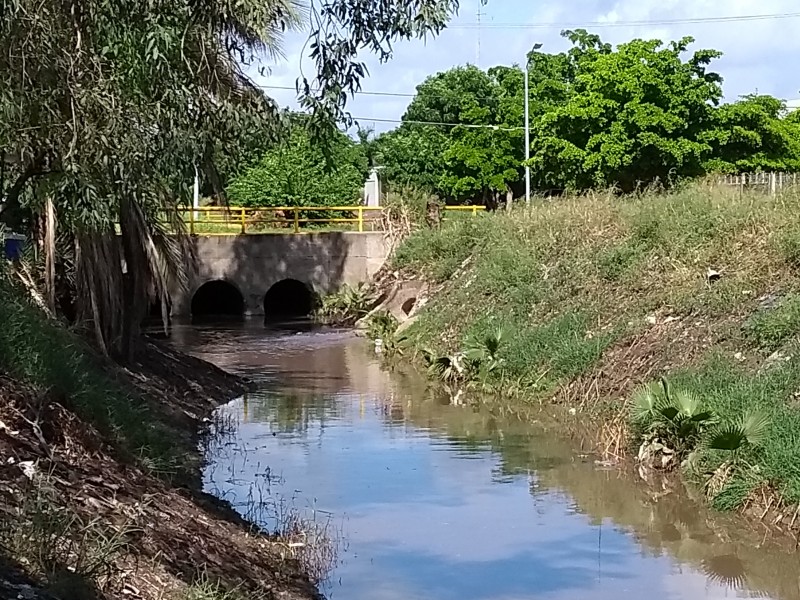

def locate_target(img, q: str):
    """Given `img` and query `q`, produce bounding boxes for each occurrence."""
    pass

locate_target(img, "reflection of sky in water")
[204,388,770,600]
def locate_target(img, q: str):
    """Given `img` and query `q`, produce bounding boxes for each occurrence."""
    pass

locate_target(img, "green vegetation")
[744,294,800,350]
[315,284,374,326]
[0,473,137,593]
[227,125,368,208]
[365,311,404,357]
[662,357,800,509]
[394,182,800,514]
[0,270,182,471]
[376,31,800,203]
[1,0,465,357]
[181,577,245,600]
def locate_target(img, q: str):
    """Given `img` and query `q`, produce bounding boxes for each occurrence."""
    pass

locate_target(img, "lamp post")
[524,64,530,207]
[524,44,542,208]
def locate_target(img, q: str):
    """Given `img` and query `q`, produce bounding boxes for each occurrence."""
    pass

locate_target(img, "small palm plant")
[317,284,374,325]
[422,328,505,389]
[703,410,771,500]
[706,410,771,456]
[631,378,715,456]
[422,350,467,384]
[463,327,505,375]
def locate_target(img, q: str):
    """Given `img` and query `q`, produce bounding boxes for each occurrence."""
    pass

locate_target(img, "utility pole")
[476,7,486,66]
[524,44,542,208]
[524,64,531,207]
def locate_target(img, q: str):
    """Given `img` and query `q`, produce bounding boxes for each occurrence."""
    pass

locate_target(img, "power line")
[351,116,524,131]
[448,11,800,29]
[256,84,800,107]
[258,83,505,105]
[259,84,418,99]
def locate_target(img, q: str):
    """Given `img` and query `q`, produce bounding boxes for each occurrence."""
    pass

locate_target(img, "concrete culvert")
[401,297,417,316]
[191,280,245,317]
[264,279,313,320]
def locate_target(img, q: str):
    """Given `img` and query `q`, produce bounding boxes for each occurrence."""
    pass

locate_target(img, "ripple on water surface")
[169,322,800,600]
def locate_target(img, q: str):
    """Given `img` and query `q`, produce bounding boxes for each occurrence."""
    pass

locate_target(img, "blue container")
[3,233,25,261]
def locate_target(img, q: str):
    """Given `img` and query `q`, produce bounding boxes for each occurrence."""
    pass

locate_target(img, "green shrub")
[315,284,373,326]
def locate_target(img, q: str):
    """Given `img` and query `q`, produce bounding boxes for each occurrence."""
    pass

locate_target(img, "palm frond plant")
[630,377,716,458]
[706,410,771,456]
[463,327,505,377]
[316,284,374,325]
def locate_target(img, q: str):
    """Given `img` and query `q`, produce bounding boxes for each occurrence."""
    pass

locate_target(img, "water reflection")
[171,323,800,600]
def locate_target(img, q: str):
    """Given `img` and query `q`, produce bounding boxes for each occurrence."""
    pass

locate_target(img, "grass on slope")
[0,271,180,472]
[393,182,800,510]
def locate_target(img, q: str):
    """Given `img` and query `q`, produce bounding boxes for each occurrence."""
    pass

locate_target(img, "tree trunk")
[44,197,57,312]
[425,198,442,229]
[75,232,125,357]
[0,153,46,229]
[119,197,148,362]
[505,185,513,211]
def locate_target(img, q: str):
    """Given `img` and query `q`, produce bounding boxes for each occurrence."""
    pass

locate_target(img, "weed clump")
[315,283,374,326]
[0,270,179,468]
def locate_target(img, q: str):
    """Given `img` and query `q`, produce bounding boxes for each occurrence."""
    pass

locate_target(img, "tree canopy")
[375,30,800,202]
[227,123,368,207]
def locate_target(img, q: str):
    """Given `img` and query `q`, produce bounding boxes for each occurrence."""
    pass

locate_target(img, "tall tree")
[226,122,368,207]
[377,64,524,204]
[702,95,800,173]
[531,30,723,192]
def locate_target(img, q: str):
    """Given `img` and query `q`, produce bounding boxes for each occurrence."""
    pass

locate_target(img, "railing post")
[358,206,364,232]
[294,207,300,233]
[240,207,246,234]
[472,206,478,216]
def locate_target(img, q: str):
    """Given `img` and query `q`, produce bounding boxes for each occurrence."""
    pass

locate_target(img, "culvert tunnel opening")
[191,280,245,318]
[264,279,314,320]
[401,297,417,316]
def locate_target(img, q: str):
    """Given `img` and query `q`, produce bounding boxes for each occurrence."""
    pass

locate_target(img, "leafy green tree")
[439,66,523,204]
[375,126,450,193]
[702,95,800,173]
[226,124,368,207]
[378,65,525,204]
[531,31,723,191]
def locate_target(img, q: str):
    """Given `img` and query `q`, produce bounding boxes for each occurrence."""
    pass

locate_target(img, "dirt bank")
[0,338,321,600]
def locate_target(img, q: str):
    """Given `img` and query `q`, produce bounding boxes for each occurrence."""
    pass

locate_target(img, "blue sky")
[248,0,800,132]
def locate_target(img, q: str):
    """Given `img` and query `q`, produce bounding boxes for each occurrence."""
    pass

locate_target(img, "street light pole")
[524,65,531,207]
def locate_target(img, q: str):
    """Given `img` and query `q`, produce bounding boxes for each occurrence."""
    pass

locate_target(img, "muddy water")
[171,323,800,600]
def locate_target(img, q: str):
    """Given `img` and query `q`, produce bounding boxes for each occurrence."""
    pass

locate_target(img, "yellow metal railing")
[442,205,483,217]
[176,205,484,235]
